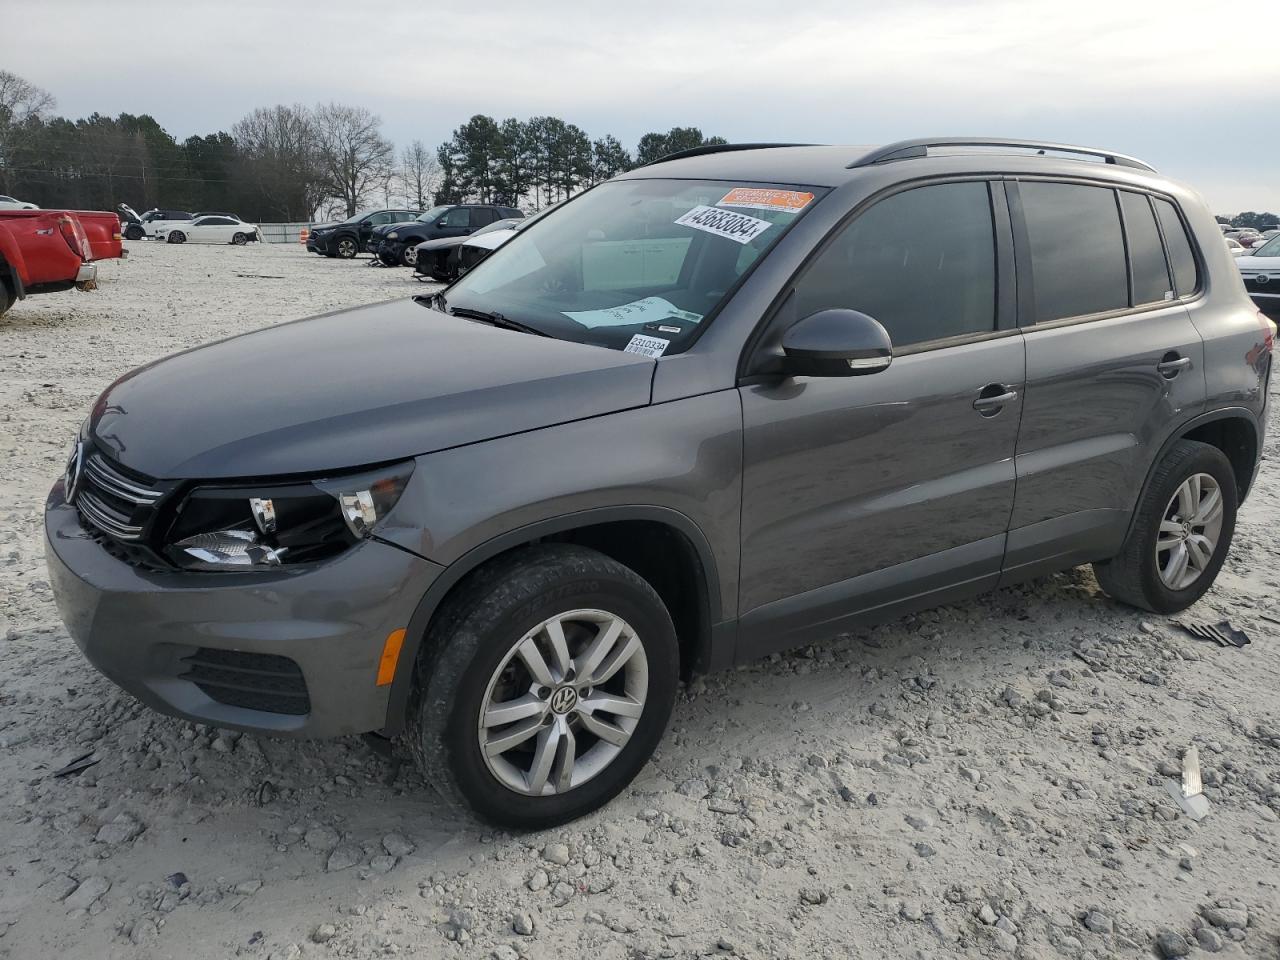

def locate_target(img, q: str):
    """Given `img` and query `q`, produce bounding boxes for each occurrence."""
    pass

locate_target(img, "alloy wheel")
[477,609,648,796]
[1155,472,1224,590]
[337,237,357,258]
[402,246,418,267]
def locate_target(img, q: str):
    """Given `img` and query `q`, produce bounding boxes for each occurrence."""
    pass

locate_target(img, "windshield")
[442,179,822,355]
[1253,235,1280,258]
[415,205,451,223]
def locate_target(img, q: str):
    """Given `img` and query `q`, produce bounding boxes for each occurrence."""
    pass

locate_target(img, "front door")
[736,180,1025,659]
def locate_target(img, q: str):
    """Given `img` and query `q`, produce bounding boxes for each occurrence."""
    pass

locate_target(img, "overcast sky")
[7,0,1278,213]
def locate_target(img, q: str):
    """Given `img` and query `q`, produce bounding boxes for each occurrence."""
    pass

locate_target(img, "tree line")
[0,70,724,222]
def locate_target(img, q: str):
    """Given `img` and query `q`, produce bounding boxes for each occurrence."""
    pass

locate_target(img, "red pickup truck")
[0,209,123,317]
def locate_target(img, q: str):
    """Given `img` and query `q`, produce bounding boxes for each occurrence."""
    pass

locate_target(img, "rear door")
[1001,179,1206,581]
[736,179,1026,658]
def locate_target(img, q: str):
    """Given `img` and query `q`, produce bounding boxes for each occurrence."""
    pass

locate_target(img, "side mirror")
[780,309,893,377]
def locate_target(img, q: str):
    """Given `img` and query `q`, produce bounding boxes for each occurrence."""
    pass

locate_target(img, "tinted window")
[793,181,996,347]
[368,212,395,226]
[1019,182,1127,321]
[1153,198,1199,296]
[1120,192,1173,305]
[439,207,472,228]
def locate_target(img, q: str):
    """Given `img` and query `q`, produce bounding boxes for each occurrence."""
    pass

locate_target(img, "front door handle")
[973,385,1018,415]
[1157,354,1192,378]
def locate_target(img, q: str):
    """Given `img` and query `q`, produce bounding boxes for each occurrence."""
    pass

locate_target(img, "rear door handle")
[973,386,1018,413]
[1157,355,1192,378]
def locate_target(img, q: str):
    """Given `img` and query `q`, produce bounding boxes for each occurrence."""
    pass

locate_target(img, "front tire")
[401,244,419,268]
[167,230,186,244]
[124,224,144,241]
[1093,439,1237,613]
[231,232,248,245]
[402,544,678,829]
[335,235,358,259]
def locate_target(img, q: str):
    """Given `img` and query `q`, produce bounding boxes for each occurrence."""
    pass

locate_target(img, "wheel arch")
[380,506,725,736]
[1126,407,1260,543]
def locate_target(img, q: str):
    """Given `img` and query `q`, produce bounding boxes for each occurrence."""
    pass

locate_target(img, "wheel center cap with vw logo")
[549,685,579,715]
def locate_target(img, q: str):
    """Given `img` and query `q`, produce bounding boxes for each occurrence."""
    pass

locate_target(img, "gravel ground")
[2,241,1278,960]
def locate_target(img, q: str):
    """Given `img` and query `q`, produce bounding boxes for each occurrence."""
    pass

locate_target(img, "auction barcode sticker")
[623,334,671,358]
[674,205,772,245]
[719,188,814,211]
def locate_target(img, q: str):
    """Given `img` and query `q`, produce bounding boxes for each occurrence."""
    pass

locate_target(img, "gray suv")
[45,138,1273,827]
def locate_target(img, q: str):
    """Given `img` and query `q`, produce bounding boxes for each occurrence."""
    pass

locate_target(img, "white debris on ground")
[2,242,1278,959]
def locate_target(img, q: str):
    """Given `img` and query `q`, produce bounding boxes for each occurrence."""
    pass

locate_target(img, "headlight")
[387,231,399,239]
[165,462,413,571]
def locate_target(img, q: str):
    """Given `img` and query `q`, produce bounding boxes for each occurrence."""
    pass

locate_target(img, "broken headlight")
[166,462,413,571]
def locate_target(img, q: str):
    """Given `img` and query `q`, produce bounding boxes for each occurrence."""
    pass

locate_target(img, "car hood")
[88,299,656,479]
[414,235,464,252]
[375,222,424,238]
[1238,256,1280,272]
[309,221,341,233]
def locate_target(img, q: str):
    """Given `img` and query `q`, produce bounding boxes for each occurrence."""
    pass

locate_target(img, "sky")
[5,0,1279,214]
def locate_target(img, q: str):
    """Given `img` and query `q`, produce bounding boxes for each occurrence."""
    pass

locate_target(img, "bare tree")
[314,102,393,218]
[231,104,325,220]
[398,140,438,211]
[0,70,56,193]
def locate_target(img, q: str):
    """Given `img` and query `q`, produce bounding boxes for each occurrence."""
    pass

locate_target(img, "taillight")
[57,215,91,261]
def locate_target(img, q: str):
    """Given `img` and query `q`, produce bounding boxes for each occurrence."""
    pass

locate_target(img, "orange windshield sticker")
[719,188,814,212]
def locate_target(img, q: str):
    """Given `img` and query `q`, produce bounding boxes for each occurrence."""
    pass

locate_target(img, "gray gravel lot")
[1,241,1278,959]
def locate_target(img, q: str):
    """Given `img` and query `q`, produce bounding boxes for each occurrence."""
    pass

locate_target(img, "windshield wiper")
[447,306,549,337]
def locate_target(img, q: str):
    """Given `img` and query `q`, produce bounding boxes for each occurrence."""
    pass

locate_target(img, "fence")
[257,222,315,244]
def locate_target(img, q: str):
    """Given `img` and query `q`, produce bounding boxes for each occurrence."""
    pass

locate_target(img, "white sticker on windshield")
[674,205,772,245]
[563,296,701,329]
[624,334,671,359]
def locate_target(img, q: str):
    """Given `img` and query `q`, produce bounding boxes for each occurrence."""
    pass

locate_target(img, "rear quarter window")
[1153,198,1200,297]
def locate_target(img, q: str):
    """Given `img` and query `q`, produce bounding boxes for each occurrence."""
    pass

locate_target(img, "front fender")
[377,390,745,733]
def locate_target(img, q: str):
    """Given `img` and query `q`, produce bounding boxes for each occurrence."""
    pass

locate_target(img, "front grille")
[1243,274,1279,296]
[74,451,163,542]
[180,648,311,715]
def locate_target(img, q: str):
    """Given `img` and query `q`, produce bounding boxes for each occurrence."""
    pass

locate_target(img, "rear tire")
[1093,440,1237,613]
[401,544,678,829]
[0,276,15,317]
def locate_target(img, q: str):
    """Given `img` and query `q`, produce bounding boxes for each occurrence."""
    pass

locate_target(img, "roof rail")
[848,138,1156,173]
[644,142,813,167]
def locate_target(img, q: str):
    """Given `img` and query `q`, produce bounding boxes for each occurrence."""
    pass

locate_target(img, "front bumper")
[308,234,331,254]
[44,482,443,738]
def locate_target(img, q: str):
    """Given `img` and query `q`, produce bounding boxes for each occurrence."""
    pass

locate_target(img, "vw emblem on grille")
[64,440,84,499]
[549,686,579,715]
[1257,274,1270,285]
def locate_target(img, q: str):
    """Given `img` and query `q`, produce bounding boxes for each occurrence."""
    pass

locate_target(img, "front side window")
[368,212,395,226]
[1153,198,1200,297]
[1120,191,1174,305]
[1019,181,1128,322]
[444,178,821,354]
[792,181,997,347]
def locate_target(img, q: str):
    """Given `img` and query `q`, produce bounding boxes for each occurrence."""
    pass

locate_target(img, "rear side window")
[1120,192,1174,305]
[792,181,997,348]
[1153,198,1199,297]
[1019,182,1128,322]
